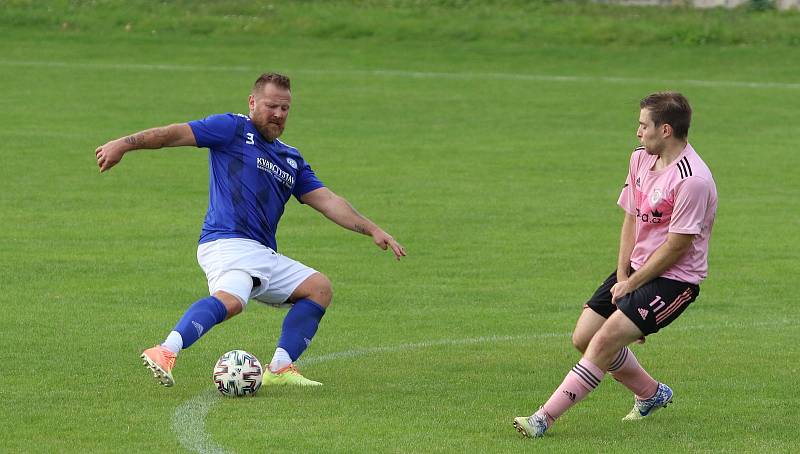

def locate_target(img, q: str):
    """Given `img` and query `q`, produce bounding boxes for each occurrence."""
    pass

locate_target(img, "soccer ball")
[212,350,263,397]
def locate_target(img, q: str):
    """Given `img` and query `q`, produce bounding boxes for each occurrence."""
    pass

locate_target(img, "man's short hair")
[640,92,692,140]
[253,72,291,93]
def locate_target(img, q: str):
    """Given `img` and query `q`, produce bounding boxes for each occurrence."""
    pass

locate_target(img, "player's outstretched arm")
[300,187,407,260]
[95,123,197,172]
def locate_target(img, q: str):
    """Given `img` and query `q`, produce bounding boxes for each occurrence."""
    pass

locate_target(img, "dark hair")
[640,92,692,140]
[253,72,291,93]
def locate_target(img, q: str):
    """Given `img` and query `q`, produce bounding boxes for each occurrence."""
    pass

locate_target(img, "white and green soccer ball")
[212,350,263,397]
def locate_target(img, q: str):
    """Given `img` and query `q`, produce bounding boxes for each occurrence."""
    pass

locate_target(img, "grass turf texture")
[1,1,799,452]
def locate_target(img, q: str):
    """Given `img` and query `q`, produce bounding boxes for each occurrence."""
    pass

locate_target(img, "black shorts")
[585,270,700,335]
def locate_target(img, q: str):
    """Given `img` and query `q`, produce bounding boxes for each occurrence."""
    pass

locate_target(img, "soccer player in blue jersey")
[95,73,406,387]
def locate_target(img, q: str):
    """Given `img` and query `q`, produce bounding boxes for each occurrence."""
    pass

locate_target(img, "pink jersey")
[617,143,717,284]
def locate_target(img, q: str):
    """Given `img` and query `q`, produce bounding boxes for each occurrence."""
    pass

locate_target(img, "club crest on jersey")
[286,157,298,169]
[650,188,662,205]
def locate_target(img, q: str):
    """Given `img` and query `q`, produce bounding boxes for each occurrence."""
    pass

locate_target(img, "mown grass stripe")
[1,59,799,90]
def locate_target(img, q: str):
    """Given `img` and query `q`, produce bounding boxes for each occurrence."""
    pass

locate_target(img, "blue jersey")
[188,113,325,251]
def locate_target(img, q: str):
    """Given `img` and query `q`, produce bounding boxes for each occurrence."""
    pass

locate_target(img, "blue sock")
[277,299,326,361]
[173,296,227,349]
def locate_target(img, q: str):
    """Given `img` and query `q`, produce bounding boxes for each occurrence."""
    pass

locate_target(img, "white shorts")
[196,238,317,308]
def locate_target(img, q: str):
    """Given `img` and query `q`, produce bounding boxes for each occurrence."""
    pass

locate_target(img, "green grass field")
[1,1,799,452]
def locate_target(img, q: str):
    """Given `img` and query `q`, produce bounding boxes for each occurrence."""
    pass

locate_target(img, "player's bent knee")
[312,273,333,307]
[212,290,244,319]
[585,327,628,358]
[294,272,333,308]
[571,333,589,354]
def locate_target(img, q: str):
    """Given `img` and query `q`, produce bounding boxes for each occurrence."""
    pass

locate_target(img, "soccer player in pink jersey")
[514,92,717,438]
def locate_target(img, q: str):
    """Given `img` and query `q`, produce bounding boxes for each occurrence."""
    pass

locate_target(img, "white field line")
[298,333,565,365]
[172,389,230,454]
[172,318,796,453]
[2,60,800,90]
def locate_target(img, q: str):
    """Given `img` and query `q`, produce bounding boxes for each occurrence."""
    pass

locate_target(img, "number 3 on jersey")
[246,133,255,145]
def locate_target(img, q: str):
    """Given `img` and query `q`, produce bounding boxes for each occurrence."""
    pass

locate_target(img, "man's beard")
[254,119,284,141]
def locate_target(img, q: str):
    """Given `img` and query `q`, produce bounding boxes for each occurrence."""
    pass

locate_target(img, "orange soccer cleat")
[141,345,177,387]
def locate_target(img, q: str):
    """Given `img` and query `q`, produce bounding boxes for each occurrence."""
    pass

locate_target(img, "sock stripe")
[608,347,629,372]
[571,366,599,389]
[571,363,601,389]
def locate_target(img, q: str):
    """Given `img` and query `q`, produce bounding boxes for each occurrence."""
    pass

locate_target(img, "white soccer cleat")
[513,413,548,438]
[623,382,673,420]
